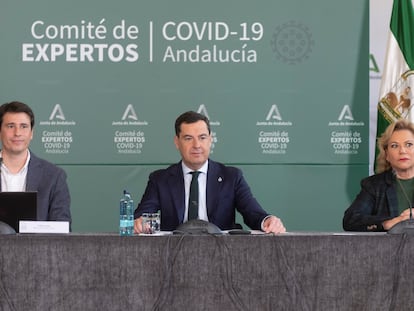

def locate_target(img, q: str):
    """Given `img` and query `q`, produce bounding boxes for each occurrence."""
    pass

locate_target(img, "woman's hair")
[376,118,414,173]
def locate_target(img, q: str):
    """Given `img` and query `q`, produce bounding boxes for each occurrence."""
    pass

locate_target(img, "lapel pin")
[218,177,223,182]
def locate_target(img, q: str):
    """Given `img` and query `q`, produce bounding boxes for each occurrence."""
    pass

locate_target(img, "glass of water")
[141,212,160,234]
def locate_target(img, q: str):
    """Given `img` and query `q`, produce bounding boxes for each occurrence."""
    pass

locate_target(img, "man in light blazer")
[134,111,285,233]
[0,101,71,224]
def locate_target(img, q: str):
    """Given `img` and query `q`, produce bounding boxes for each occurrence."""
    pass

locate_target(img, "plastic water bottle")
[119,190,134,236]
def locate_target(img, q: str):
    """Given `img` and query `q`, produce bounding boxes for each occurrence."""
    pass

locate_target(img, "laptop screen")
[0,192,37,232]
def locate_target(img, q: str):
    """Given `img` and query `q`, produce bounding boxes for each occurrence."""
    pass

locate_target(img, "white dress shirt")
[0,150,30,192]
[182,160,209,222]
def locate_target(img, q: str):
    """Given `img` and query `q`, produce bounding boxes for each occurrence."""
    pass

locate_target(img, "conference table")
[0,232,413,311]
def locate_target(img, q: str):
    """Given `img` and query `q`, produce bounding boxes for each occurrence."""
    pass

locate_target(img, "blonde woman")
[343,119,414,231]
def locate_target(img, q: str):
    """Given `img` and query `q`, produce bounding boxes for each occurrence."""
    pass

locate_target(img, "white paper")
[19,221,70,233]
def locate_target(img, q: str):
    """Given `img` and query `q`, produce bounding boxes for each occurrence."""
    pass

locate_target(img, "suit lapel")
[25,154,40,191]
[168,163,186,223]
[0,152,39,192]
[387,185,399,216]
[206,160,222,217]
[386,171,399,216]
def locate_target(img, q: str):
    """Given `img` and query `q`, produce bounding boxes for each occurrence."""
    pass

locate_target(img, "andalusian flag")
[377,0,414,152]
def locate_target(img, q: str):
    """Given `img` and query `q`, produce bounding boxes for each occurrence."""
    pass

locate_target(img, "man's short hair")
[0,101,35,129]
[174,111,210,136]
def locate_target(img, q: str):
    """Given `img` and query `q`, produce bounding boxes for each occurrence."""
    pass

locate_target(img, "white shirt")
[182,160,208,222]
[0,151,30,192]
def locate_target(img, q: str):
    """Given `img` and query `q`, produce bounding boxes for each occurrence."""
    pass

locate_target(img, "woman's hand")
[382,208,412,230]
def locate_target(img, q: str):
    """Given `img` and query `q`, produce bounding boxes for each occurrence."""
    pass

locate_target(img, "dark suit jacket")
[343,169,398,232]
[134,160,269,231]
[0,152,71,224]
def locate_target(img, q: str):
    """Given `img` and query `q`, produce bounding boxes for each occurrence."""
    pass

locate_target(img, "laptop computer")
[0,192,37,232]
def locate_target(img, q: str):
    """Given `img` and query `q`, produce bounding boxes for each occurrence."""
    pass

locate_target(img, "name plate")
[19,221,70,234]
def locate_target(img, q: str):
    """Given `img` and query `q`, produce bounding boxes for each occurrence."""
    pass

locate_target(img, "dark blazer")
[343,169,398,232]
[134,160,269,231]
[0,152,71,224]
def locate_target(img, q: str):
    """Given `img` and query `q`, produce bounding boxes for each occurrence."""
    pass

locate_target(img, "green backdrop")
[0,0,369,232]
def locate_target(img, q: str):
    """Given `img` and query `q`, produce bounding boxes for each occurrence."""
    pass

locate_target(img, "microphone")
[388,174,414,234]
[173,219,222,235]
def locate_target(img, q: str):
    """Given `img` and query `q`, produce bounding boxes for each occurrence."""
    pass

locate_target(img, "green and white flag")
[377,0,414,147]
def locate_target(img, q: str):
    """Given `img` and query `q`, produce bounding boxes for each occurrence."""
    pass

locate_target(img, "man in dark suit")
[134,111,285,233]
[0,101,71,224]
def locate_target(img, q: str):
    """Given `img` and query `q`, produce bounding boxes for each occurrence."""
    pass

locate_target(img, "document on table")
[19,221,70,234]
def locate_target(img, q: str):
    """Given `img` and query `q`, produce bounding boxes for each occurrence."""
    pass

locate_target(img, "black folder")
[0,192,37,232]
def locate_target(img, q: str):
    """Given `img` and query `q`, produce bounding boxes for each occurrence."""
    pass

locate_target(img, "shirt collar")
[181,160,208,175]
[0,150,31,175]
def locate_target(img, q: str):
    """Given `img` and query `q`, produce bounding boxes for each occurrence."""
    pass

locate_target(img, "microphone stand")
[388,177,414,234]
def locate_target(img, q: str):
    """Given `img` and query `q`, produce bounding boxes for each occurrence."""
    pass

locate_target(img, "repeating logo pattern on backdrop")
[112,105,147,154]
[197,104,219,153]
[39,104,75,154]
[256,104,292,155]
[328,105,364,155]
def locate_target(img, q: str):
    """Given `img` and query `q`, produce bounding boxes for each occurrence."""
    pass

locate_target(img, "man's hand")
[134,217,143,234]
[263,215,286,234]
